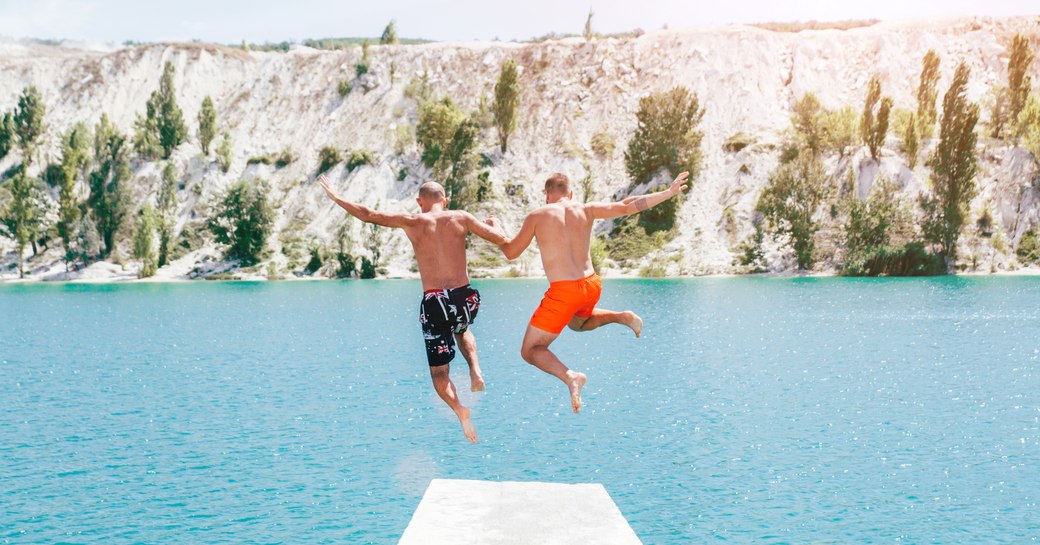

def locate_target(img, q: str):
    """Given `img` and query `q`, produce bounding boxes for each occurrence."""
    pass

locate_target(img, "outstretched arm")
[463,213,509,245]
[317,175,415,228]
[496,213,537,261]
[585,171,689,220]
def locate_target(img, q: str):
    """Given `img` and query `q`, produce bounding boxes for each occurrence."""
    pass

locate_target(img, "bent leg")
[429,365,478,443]
[568,308,642,337]
[454,329,485,392]
[519,325,587,413]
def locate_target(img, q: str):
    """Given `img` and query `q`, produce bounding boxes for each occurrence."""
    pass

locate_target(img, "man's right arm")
[317,175,415,228]
[585,171,689,220]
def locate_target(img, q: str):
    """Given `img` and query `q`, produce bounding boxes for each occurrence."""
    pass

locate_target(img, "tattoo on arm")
[635,197,649,212]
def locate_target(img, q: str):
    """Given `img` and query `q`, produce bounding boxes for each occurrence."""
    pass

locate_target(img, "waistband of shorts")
[548,273,599,287]
[424,284,472,295]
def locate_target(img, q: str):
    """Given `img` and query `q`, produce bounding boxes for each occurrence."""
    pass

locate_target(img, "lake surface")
[1,277,1038,544]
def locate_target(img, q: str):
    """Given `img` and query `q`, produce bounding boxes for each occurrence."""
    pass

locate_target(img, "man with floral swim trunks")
[490,171,688,413]
[318,175,507,443]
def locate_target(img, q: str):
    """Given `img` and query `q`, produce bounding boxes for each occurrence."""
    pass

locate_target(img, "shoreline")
[3,267,1040,285]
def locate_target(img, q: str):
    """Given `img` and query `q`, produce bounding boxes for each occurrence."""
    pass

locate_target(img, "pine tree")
[13,85,46,164]
[135,61,186,159]
[492,59,520,153]
[380,20,399,45]
[0,112,14,160]
[207,179,273,265]
[197,96,217,155]
[916,50,941,138]
[921,62,979,267]
[584,8,594,41]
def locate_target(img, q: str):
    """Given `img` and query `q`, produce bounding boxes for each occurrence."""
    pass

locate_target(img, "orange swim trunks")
[529,273,603,334]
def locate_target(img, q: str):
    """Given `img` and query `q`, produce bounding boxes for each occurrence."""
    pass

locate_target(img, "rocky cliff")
[1,15,1039,281]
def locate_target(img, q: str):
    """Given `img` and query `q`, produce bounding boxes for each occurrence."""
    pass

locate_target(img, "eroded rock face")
[1,16,1038,280]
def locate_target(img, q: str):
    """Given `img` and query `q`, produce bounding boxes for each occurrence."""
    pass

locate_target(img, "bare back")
[530,201,595,282]
[403,211,472,290]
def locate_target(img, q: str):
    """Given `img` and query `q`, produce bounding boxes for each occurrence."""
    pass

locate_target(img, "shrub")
[590,236,608,274]
[605,215,670,263]
[216,132,233,173]
[821,106,858,158]
[274,147,295,168]
[347,149,375,172]
[591,129,617,157]
[317,145,342,173]
[723,132,754,153]
[792,92,824,156]
[355,40,370,77]
[1017,229,1040,264]
[246,155,272,165]
[1019,93,1040,167]
[207,179,273,266]
[404,73,432,103]
[625,86,704,186]
[338,79,352,96]
[893,109,921,168]
[736,222,767,272]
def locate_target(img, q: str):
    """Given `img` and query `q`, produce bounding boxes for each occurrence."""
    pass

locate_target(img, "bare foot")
[566,372,587,414]
[622,311,643,337]
[456,406,478,443]
[470,373,485,392]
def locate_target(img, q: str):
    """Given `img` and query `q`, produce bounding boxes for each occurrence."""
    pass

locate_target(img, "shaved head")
[418,181,446,200]
[544,173,570,195]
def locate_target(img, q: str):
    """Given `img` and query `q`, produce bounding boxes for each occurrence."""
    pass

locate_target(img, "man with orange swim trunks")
[491,171,689,413]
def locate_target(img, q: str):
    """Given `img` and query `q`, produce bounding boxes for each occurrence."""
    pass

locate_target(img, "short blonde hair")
[544,173,570,195]
[418,181,446,200]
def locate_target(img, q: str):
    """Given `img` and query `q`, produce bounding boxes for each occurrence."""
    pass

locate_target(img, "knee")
[520,345,538,364]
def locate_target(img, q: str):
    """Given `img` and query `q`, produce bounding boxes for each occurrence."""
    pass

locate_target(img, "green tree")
[821,106,858,158]
[14,85,46,163]
[135,61,187,159]
[216,131,233,173]
[417,97,465,175]
[584,8,594,41]
[861,75,892,160]
[380,20,399,45]
[916,49,941,138]
[156,161,178,267]
[624,86,704,186]
[0,112,14,160]
[0,169,48,278]
[197,96,217,155]
[89,114,132,258]
[1008,34,1034,139]
[207,179,273,265]
[1018,93,1040,168]
[792,92,824,156]
[132,205,157,277]
[57,123,91,266]
[899,111,921,169]
[445,118,480,209]
[756,150,828,269]
[492,59,520,152]
[356,40,371,77]
[921,62,980,267]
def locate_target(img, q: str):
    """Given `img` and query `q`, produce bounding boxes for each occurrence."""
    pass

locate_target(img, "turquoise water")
[1,278,1038,544]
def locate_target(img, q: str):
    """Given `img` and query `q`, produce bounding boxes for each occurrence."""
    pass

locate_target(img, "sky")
[0,0,1036,44]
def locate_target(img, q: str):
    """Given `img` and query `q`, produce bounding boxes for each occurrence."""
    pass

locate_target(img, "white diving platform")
[399,479,643,545]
